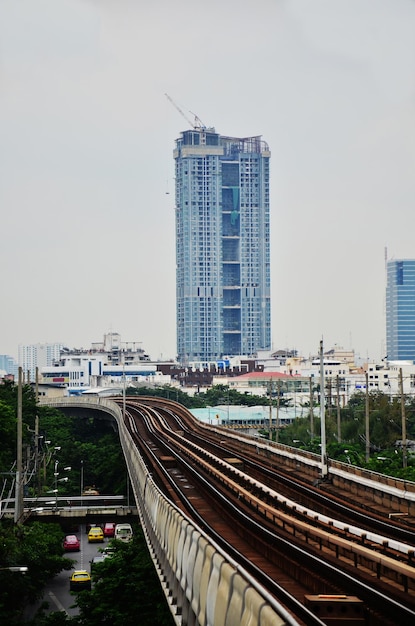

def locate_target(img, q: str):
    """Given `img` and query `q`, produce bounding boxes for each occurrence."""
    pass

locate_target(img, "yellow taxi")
[88,526,104,543]
[70,570,91,591]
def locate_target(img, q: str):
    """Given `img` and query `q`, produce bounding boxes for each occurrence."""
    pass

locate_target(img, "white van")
[114,523,133,542]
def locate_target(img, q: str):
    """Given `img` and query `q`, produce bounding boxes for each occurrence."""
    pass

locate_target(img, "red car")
[63,534,80,552]
[104,522,116,538]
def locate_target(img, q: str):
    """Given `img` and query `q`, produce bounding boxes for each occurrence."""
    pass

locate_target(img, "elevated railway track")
[40,396,415,625]
[118,397,415,625]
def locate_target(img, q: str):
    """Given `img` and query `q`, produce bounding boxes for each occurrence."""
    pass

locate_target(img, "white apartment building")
[41,356,163,393]
[40,332,166,394]
[366,360,415,398]
[90,332,150,366]
[18,342,62,382]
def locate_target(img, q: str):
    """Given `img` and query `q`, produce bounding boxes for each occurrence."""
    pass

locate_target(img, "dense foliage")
[0,380,39,470]
[30,532,174,626]
[0,381,128,499]
[0,381,174,625]
[76,531,173,626]
[272,390,415,479]
[126,383,290,409]
[0,521,73,625]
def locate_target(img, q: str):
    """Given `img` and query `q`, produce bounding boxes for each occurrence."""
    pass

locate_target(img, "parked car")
[88,526,104,543]
[70,570,91,591]
[63,534,80,552]
[114,523,133,542]
[103,522,116,538]
[90,554,107,573]
[82,486,100,496]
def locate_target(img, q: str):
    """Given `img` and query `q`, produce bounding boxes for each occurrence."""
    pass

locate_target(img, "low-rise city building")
[9,332,415,405]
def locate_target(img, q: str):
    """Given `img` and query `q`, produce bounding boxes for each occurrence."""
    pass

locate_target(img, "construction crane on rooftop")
[165,93,206,130]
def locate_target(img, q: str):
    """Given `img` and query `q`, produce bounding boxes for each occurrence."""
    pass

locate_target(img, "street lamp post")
[80,460,84,505]
[52,460,71,512]
[14,367,23,524]
[122,365,126,420]
[0,567,28,574]
[319,340,328,478]
[53,460,59,511]
[293,439,306,447]
[399,368,408,469]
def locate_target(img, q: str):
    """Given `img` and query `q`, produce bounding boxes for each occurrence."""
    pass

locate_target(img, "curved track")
[118,397,415,626]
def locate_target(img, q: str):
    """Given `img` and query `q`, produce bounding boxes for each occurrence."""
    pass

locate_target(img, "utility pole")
[320,340,328,478]
[81,460,84,505]
[336,375,341,443]
[327,377,332,419]
[309,377,314,438]
[122,363,126,421]
[53,460,59,512]
[35,414,40,495]
[14,367,24,524]
[268,378,272,440]
[399,368,407,469]
[365,372,370,463]
[35,365,40,494]
[276,380,280,443]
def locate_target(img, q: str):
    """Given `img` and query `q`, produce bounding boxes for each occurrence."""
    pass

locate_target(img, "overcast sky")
[1,0,414,363]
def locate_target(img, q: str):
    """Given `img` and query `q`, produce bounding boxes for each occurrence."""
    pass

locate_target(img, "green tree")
[73,532,174,626]
[199,384,291,408]
[0,400,15,469]
[0,385,169,625]
[125,385,203,408]
[0,521,72,624]
[124,384,291,410]
[28,408,128,498]
[0,381,40,472]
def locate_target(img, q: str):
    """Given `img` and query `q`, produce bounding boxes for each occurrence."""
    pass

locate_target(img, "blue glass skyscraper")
[386,259,415,362]
[0,354,18,378]
[174,128,271,365]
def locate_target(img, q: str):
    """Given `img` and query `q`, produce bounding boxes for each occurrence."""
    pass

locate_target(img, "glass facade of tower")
[174,129,271,365]
[386,259,415,362]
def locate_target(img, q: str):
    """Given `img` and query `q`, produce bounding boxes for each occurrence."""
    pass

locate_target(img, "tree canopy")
[71,531,174,626]
[0,521,73,625]
[0,382,173,625]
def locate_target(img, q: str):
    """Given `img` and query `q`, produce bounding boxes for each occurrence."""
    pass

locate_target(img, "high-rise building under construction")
[174,127,271,365]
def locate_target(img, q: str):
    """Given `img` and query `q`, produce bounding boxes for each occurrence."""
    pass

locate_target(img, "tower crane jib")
[165,93,206,130]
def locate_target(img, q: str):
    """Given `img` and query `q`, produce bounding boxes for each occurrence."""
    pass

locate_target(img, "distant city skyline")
[1,1,414,365]
[2,334,371,369]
